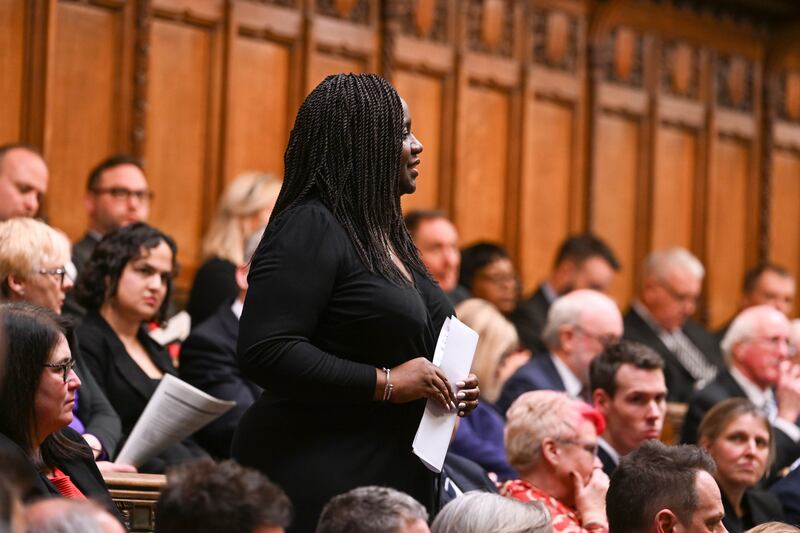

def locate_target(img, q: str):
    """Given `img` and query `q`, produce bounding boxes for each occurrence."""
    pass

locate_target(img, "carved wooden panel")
[651,127,698,251]
[0,0,25,145]
[45,0,133,240]
[769,149,800,301]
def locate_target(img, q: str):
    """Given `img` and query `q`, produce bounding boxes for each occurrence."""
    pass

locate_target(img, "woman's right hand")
[387,357,457,411]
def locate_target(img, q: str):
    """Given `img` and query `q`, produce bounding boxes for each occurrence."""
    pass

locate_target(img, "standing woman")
[698,398,784,532]
[232,73,479,532]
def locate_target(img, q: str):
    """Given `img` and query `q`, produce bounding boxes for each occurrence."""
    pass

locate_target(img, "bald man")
[0,144,48,221]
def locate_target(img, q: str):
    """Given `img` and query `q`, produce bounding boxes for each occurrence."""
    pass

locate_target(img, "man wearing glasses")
[681,304,800,479]
[623,247,725,403]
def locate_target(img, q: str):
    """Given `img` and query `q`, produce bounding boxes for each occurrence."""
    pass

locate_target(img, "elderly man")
[0,143,49,221]
[497,289,623,414]
[682,304,800,476]
[511,234,620,352]
[501,390,610,532]
[606,441,725,533]
[316,486,430,533]
[714,263,796,343]
[623,247,725,403]
[590,341,667,476]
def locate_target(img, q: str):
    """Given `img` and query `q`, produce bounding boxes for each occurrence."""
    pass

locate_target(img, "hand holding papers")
[115,374,235,467]
[412,316,478,472]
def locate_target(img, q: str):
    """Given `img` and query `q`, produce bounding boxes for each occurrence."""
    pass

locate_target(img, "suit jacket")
[682,371,800,478]
[623,307,725,403]
[721,487,784,532]
[78,311,207,471]
[63,232,101,320]
[598,445,618,478]
[186,257,238,328]
[769,465,800,525]
[0,428,122,521]
[496,353,566,416]
[509,284,550,353]
[439,452,500,509]
[179,302,262,458]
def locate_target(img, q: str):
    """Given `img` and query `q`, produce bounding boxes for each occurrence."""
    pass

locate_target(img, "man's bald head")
[0,144,49,220]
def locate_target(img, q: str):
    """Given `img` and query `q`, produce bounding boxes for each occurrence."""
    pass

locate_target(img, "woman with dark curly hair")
[75,222,206,472]
[232,73,480,532]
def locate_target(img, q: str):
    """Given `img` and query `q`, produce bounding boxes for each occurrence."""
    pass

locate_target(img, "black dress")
[720,487,784,532]
[232,199,453,533]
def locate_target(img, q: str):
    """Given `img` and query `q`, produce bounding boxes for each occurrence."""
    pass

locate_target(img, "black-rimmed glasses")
[37,267,67,286]
[91,187,154,202]
[43,358,77,383]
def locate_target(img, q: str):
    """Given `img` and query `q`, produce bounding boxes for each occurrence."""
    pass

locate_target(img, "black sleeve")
[186,258,238,326]
[74,354,122,458]
[76,324,110,396]
[237,203,375,404]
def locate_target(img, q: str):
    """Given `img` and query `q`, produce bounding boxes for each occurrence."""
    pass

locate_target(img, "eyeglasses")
[36,267,67,287]
[657,280,698,305]
[92,187,154,202]
[573,324,620,348]
[557,438,599,456]
[43,358,77,384]
[476,272,517,287]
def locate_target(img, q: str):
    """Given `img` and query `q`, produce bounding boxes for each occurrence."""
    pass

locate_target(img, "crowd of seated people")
[3,139,800,532]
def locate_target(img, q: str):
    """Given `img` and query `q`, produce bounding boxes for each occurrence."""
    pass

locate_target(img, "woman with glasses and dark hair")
[698,398,784,532]
[459,242,519,316]
[75,222,206,472]
[0,218,127,472]
[0,303,120,519]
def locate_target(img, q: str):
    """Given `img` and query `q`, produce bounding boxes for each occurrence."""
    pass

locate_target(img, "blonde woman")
[451,298,531,481]
[187,172,281,325]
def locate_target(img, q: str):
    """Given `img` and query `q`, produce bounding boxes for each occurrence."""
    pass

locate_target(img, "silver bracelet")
[382,367,394,401]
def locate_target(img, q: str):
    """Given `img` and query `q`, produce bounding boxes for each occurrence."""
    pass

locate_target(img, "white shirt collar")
[729,366,772,407]
[231,299,244,320]
[632,300,674,334]
[550,353,583,399]
[541,282,558,304]
[598,437,620,465]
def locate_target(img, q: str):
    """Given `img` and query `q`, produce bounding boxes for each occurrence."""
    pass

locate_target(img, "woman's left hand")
[455,373,479,417]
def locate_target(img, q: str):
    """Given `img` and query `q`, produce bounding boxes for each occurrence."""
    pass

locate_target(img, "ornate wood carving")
[467,0,515,57]
[661,40,700,99]
[595,26,644,87]
[316,0,370,24]
[132,0,151,160]
[716,54,754,112]
[399,0,448,42]
[532,7,578,72]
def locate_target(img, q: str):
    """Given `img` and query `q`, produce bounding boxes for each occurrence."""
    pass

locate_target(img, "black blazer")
[508,284,550,353]
[0,428,122,521]
[186,257,238,327]
[769,465,800,525]
[721,487,784,532]
[63,232,100,319]
[496,352,566,416]
[623,307,726,403]
[78,311,207,471]
[179,302,262,458]
[439,452,500,509]
[598,445,618,477]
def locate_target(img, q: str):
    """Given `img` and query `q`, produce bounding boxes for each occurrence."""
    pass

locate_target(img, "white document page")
[412,316,478,473]
[115,374,236,467]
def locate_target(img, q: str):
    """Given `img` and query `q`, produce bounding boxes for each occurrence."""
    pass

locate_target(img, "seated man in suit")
[769,461,800,524]
[590,341,667,476]
[497,289,622,414]
[682,305,800,477]
[0,143,49,221]
[624,247,725,403]
[178,228,264,457]
[714,263,795,344]
[510,233,619,353]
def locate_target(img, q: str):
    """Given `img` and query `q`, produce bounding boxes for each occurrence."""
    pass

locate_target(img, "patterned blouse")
[499,479,608,533]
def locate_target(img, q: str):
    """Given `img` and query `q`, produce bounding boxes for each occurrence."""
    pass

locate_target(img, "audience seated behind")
[439,451,500,509]
[154,458,292,533]
[698,398,784,532]
[500,390,610,533]
[510,233,620,354]
[0,143,49,221]
[623,247,725,403]
[178,228,265,458]
[681,305,800,480]
[497,289,622,415]
[458,242,518,316]
[75,223,207,473]
[432,491,551,533]
[186,171,280,326]
[316,486,429,533]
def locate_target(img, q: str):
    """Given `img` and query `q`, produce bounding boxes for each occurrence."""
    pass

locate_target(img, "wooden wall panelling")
[223,1,304,183]
[588,25,651,308]
[452,0,523,253]
[517,0,587,293]
[146,0,225,288]
[43,0,135,240]
[305,0,379,94]
[386,0,456,214]
[704,52,763,328]
[0,0,27,145]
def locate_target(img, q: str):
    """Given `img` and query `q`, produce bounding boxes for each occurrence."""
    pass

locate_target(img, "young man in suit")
[590,341,667,476]
[497,289,622,415]
[623,247,725,403]
[510,234,620,353]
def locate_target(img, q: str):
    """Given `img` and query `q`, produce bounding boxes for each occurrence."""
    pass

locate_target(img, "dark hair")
[0,143,43,166]
[403,209,449,237]
[589,341,664,397]
[607,441,716,533]
[459,242,510,290]
[743,262,792,294]
[316,486,428,533]
[553,233,620,270]
[0,303,88,469]
[272,73,426,287]
[85,153,145,191]
[75,222,177,323]
[155,458,292,533]
[698,398,775,470]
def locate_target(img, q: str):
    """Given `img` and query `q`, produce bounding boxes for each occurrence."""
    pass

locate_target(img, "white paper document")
[115,374,236,467]
[412,316,478,473]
